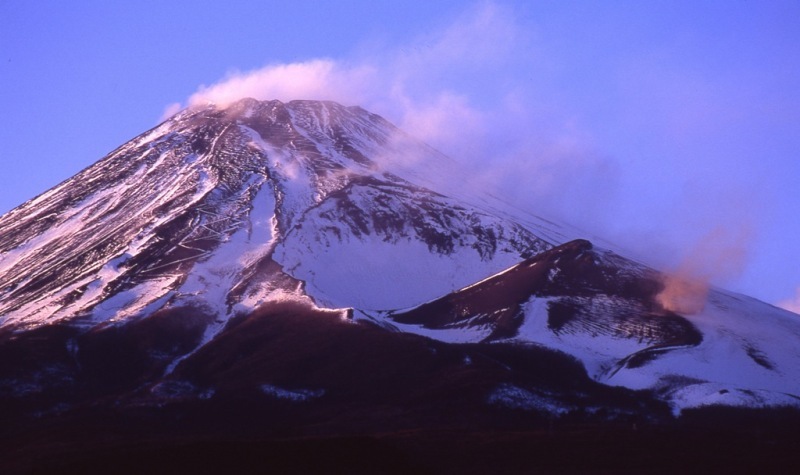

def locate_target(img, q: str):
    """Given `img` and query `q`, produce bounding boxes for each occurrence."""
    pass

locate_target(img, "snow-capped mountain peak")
[0,99,551,332]
[1,98,798,418]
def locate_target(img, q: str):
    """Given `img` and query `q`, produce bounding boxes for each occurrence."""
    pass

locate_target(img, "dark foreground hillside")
[2,302,800,473]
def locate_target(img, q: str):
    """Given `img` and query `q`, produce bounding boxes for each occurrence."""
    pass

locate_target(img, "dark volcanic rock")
[391,239,702,351]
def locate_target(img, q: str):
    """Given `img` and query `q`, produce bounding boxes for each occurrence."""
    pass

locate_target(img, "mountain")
[2,98,800,473]
[0,99,557,328]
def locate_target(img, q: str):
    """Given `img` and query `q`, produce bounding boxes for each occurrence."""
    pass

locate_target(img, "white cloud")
[170,1,758,294]
[169,1,616,229]
[182,2,527,146]
[188,59,377,107]
[144,1,797,307]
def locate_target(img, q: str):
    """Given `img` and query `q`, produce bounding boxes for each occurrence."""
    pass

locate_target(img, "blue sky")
[2,1,799,309]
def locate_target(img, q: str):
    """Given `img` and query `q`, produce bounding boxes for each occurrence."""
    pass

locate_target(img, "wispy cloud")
[778,288,800,315]
[174,3,608,214]
[656,225,753,314]
[171,1,775,299]
[188,59,377,108]
[183,2,526,158]
[160,102,183,122]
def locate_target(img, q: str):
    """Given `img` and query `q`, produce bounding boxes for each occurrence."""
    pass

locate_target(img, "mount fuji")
[2,98,799,473]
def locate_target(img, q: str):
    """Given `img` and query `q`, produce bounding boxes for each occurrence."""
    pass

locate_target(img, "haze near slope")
[0,98,561,333]
[0,98,798,415]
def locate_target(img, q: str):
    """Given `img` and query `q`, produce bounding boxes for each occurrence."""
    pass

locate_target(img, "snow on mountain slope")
[0,105,283,330]
[604,289,800,412]
[1,97,798,415]
[382,239,800,412]
[275,176,548,309]
[511,291,800,413]
[0,98,559,332]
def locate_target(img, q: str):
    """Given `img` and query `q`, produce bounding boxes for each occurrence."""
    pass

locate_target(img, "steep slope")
[385,239,692,342]
[0,99,552,335]
[0,97,798,428]
[382,239,800,412]
[275,176,546,309]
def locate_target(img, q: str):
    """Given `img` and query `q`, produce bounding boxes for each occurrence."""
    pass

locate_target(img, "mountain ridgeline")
[1,98,799,473]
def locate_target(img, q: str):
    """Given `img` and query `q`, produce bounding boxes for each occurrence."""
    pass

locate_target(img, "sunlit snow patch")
[487,383,572,414]
[260,384,325,402]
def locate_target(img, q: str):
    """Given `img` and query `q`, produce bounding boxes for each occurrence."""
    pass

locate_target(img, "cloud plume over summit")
[188,59,375,109]
[179,2,614,228]
[169,0,796,306]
